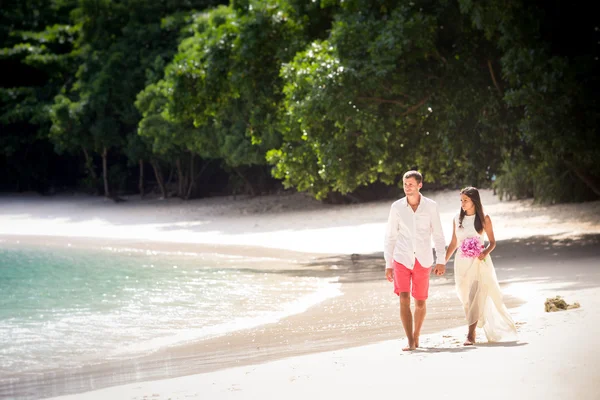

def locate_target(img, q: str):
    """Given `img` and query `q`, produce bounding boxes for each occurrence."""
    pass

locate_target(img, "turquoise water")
[0,241,340,378]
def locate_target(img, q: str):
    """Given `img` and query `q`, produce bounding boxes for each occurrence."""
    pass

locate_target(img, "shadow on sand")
[295,233,600,288]
[472,341,528,348]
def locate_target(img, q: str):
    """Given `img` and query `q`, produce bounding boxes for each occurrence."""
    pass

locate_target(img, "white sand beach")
[1,189,599,400]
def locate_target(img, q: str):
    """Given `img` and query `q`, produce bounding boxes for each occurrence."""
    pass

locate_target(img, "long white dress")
[453,214,518,342]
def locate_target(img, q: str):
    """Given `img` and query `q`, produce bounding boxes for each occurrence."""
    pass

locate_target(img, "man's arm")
[383,204,399,270]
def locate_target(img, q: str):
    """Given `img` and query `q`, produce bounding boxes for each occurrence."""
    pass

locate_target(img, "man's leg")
[400,292,415,351]
[411,260,432,348]
[393,261,415,351]
[413,299,426,348]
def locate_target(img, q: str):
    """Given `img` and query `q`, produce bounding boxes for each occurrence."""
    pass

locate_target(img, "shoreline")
[48,284,600,400]
[45,232,600,400]
[1,233,525,399]
[1,192,600,399]
[0,234,332,266]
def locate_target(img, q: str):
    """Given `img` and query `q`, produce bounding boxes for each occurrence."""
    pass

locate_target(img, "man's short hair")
[403,170,423,184]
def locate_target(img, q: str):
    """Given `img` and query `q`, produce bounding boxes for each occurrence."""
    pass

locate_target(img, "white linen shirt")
[384,194,446,270]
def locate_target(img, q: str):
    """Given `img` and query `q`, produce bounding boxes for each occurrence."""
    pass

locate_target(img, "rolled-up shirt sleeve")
[384,205,399,269]
[430,203,446,265]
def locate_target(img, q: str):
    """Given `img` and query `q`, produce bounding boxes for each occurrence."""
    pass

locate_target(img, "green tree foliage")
[48,0,225,197]
[138,0,330,194]
[269,0,517,199]
[460,0,600,202]
[157,3,303,165]
[0,0,79,191]
[0,0,597,203]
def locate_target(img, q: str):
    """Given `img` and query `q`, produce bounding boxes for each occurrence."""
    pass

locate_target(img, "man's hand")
[385,268,394,282]
[432,264,446,276]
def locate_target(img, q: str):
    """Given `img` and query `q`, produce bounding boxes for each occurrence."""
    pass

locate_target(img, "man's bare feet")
[402,340,416,351]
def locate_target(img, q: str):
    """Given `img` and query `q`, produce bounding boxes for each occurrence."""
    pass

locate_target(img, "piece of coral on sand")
[545,295,581,312]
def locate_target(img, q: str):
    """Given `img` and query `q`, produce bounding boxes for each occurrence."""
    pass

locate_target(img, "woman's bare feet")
[463,336,476,346]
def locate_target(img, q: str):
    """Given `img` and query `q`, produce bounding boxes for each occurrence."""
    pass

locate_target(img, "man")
[384,170,446,351]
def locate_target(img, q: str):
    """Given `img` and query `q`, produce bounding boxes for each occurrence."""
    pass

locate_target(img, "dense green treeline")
[1,0,598,202]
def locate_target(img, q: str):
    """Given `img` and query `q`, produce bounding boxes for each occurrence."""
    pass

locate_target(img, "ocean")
[0,240,341,397]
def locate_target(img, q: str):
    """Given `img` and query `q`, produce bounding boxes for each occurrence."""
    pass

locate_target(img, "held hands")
[432,264,446,276]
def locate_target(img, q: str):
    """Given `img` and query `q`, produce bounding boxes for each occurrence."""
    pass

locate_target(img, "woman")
[445,187,517,345]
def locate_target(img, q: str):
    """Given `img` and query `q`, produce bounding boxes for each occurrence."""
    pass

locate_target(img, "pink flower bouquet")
[460,237,484,259]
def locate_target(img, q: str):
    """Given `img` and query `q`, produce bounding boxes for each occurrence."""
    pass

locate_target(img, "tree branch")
[357,97,407,106]
[360,75,443,117]
[564,159,600,197]
[399,93,433,116]
[487,59,503,96]
[378,86,412,97]
[433,49,448,64]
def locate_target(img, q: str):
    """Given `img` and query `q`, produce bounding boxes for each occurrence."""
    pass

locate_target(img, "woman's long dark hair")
[458,187,485,234]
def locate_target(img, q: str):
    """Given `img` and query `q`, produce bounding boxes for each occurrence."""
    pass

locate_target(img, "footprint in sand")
[290,374,310,382]
[228,384,242,392]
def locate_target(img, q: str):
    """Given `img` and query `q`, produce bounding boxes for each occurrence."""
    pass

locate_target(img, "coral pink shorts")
[393,259,431,300]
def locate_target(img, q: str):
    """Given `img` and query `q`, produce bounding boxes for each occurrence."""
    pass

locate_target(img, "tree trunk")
[194,159,212,184]
[102,147,111,198]
[82,147,99,194]
[151,160,167,199]
[233,167,256,197]
[165,165,174,187]
[139,159,145,198]
[176,158,184,198]
[185,153,195,200]
[81,147,98,180]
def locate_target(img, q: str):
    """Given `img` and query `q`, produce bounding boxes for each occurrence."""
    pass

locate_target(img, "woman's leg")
[464,281,480,345]
[464,322,477,345]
